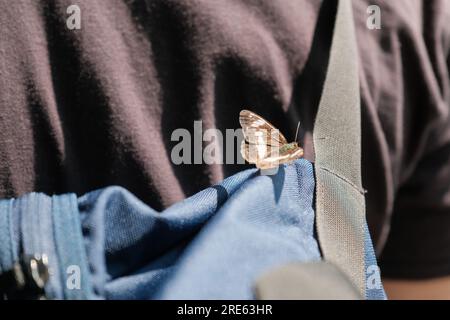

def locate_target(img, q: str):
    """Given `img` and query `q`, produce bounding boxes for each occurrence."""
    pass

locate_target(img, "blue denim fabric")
[0,159,385,299]
[0,194,92,299]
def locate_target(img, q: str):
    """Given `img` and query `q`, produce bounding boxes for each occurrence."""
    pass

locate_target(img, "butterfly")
[239,109,304,170]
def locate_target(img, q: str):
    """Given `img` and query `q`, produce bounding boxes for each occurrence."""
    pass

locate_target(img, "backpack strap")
[313,0,366,296]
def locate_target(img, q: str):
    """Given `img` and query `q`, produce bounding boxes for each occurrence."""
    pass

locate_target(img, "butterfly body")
[279,142,299,154]
[239,110,304,170]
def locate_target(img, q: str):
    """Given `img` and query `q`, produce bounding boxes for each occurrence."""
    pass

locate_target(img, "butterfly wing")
[239,110,288,147]
[241,140,277,164]
[240,110,303,169]
[256,145,304,169]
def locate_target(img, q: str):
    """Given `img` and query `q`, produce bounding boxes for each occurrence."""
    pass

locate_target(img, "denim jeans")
[0,159,385,299]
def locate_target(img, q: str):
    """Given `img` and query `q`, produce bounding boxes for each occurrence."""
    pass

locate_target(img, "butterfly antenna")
[294,121,301,142]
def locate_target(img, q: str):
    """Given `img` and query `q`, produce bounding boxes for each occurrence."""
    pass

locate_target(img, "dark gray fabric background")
[1,0,449,279]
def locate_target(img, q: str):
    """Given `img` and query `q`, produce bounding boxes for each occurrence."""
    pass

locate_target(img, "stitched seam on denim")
[52,194,93,299]
[0,200,14,272]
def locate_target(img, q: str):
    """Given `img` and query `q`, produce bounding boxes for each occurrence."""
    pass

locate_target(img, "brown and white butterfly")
[239,110,304,170]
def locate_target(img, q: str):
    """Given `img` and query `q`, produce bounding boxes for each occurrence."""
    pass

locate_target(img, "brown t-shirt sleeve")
[379,130,450,279]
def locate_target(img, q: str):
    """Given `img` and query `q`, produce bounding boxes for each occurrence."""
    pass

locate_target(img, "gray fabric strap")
[254,262,362,300]
[313,0,366,296]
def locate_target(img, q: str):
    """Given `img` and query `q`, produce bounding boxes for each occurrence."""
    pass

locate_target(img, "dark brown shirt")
[1,0,449,279]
